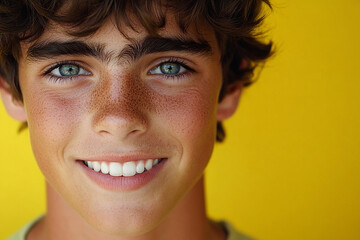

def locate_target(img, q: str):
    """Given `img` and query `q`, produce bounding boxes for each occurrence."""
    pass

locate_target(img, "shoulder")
[6,217,43,240]
[218,221,255,240]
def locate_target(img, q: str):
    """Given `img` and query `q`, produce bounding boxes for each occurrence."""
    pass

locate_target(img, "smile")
[83,158,165,177]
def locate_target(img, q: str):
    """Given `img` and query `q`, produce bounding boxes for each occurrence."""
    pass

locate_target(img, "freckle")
[90,70,154,126]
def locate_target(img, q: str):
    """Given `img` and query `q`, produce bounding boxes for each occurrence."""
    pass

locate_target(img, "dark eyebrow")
[26,36,212,63]
[118,36,212,62]
[27,41,110,62]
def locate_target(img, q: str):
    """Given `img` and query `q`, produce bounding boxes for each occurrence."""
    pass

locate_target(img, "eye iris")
[160,63,180,75]
[59,64,80,76]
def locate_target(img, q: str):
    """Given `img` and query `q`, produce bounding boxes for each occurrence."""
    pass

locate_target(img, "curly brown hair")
[0,0,273,141]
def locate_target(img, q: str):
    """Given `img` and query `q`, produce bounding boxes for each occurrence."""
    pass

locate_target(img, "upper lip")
[78,154,165,163]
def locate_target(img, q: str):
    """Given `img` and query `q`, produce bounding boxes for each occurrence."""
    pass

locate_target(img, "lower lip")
[77,159,167,191]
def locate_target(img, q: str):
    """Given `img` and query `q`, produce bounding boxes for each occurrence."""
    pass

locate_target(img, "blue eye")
[50,63,90,77]
[160,63,181,74]
[58,64,79,76]
[149,62,187,75]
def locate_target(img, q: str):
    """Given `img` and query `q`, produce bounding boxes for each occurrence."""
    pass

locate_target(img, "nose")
[91,77,148,140]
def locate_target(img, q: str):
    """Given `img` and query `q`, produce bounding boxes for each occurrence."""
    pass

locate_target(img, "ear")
[0,78,27,122]
[217,82,243,121]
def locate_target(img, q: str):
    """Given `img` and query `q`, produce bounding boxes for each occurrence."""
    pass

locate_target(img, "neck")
[28,176,226,240]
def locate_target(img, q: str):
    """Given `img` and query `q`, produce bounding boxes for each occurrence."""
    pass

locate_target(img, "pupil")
[59,64,79,76]
[160,63,180,74]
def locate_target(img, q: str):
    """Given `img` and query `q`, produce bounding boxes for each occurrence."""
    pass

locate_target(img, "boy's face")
[2,14,240,235]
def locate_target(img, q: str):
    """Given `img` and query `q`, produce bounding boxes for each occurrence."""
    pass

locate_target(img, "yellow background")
[1,0,359,239]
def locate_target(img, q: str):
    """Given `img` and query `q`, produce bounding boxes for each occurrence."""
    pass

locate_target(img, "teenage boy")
[0,0,272,239]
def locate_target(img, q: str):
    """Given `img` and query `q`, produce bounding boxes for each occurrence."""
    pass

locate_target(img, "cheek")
[152,81,220,190]
[26,96,82,137]
[24,91,86,162]
[156,86,219,146]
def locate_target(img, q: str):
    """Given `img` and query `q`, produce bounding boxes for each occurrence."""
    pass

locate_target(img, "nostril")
[92,110,148,139]
[128,129,144,137]
[95,122,146,139]
[98,129,111,136]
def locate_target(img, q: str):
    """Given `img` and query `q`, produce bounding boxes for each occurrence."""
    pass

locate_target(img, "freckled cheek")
[25,94,86,148]
[157,91,218,142]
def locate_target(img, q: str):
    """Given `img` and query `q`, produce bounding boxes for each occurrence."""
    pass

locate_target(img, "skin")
[0,14,242,240]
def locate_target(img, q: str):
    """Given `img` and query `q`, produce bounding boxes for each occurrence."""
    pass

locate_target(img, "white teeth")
[93,161,101,172]
[87,161,93,169]
[109,162,122,176]
[123,162,136,177]
[145,159,153,170]
[136,161,145,174]
[84,158,164,177]
[101,162,109,174]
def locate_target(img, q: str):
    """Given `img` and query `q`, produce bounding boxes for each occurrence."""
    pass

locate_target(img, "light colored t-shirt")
[219,221,255,240]
[7,217,254,240]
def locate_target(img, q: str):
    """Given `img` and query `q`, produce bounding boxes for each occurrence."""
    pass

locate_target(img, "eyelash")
[42,57,194,83]
[148,57,195,80]
[42,60,89,83]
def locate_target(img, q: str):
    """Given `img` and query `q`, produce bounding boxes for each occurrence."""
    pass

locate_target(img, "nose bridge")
[91,73,148,137]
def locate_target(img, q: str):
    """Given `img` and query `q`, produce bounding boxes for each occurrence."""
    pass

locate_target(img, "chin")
[76,198,171,237]
[85,207,162,237]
